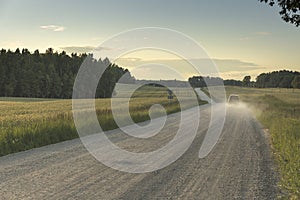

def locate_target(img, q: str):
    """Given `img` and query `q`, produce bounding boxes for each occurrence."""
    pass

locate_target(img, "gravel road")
[0,104,278,199]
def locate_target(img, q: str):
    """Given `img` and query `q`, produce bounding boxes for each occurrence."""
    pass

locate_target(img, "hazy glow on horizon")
[114,49,198,80]
[0,0,299,80]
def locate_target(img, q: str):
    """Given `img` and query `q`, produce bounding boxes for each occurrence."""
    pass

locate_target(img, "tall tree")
[242,76,251,87]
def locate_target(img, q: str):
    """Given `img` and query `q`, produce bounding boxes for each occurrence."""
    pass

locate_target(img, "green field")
[0,84,203,157]
[225,86,300,199]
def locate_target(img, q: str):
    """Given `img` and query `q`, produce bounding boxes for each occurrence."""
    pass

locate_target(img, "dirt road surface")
[0,104,278,199]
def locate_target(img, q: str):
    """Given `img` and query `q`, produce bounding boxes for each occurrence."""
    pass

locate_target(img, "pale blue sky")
[0,0,299,79]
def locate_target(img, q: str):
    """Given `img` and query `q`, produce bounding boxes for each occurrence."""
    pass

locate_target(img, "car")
[228,94,240,104]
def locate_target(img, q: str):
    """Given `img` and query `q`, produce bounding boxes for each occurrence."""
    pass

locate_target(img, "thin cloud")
[192,58,262,72]
[239,32,271,41]
[94,46,115,51]
[211,58,259,67]
[40,25,65,32]
[60,46,121,53]
[116,57,143,62]
[115,57,263,73]
[239,37,250,41]
[115,57,264,80]
[255,32,271,36]
[60,46,94,53]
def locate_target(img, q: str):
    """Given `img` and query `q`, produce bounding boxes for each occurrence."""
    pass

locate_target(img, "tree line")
[189,70,300,89]
[188,76,224,88]
[256,70,300,88]
[1,48,299,98]
[0,48,135,99]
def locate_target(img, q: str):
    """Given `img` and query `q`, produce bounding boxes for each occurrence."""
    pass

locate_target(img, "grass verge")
[226,86,300,199]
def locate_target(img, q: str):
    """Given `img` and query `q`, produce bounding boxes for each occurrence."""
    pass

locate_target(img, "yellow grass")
[0,85,204,156]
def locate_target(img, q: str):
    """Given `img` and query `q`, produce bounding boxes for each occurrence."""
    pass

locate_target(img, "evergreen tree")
[0,48,135,99]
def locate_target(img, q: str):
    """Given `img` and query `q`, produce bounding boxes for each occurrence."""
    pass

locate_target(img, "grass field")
[226,86,300,199]
[2,85,298,198]
[0,84,204,157]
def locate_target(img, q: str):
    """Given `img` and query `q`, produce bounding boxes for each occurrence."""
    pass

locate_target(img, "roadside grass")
[226,86,300,199]
[0,85,204,157]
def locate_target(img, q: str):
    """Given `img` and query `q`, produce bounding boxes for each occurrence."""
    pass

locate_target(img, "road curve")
[0,104,278,199]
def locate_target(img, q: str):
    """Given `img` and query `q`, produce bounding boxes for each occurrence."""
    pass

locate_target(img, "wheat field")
[0,84,202,156]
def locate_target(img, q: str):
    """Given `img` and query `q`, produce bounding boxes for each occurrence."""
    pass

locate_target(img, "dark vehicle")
[228,94,240,104]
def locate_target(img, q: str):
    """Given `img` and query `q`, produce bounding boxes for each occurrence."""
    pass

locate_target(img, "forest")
[0,48,135,99]
[189,70,300,89]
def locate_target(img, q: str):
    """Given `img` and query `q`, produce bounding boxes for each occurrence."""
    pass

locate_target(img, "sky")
[0,0,299,80]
